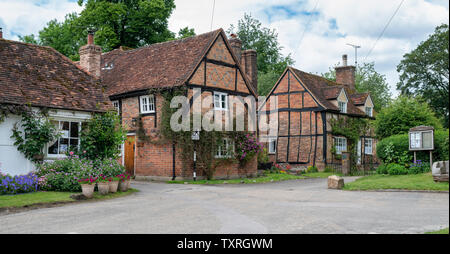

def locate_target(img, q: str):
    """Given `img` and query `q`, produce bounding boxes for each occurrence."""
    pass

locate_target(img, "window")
[338,101,347,113]
[214,92,228,110]
[140,95,155,114]
[112,100,120,114]
[268,139,277,154]
[216,138,234,158]
[364,138,373,155]
[47,120,81,156]
[365,106,373,117]
[334,137,347,154]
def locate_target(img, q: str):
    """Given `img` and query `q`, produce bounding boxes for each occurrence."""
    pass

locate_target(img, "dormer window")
[365,106,373,117]
[338,101,347,113]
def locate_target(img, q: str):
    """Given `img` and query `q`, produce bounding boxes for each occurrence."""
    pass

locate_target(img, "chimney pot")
[0,27,3,39]
[229,34,242,62]
[87,31,95,45]
[342,54,348,66]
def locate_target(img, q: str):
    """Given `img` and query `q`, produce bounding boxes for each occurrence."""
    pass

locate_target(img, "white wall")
[0,108,93,176]
[0,114,35,176]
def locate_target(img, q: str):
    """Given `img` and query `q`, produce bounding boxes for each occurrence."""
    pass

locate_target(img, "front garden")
[0,111,135,209]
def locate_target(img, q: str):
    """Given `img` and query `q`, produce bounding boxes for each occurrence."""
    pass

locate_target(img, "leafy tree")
[228,13,294,96]
[374,96,442,139]
[397,24,449,128]
[20,0,176,60]
[177,27,196,39]
[321,62,392,112]
[18,34,39,44]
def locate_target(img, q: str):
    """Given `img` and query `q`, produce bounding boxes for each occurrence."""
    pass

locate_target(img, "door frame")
[124,133,136,176]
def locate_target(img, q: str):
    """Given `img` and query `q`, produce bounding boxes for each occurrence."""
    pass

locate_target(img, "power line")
[364,0,405,62]
[210,0,216,31]
[297,0,320,49]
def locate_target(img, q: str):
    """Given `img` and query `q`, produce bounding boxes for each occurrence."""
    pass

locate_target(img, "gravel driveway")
[0,177,448,234]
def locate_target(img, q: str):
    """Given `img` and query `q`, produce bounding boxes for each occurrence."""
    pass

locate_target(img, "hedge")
[377,130,449,164]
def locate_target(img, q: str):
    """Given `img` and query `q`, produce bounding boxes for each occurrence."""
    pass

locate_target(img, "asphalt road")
[0,177,448,234]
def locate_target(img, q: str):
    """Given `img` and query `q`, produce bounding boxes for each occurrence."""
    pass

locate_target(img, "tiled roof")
[0,38,111,112]
[289,67,366,116]
[101,29,222,97]
[350,93,369,105]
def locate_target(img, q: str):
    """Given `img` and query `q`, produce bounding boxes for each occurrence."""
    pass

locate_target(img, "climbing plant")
[329,116,373,171]
[10,111,59,163]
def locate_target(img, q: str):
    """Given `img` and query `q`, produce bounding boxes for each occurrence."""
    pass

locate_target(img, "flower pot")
[126,179,131,189]
[109,181,119,193]
[118,180,128,192]
[97,182,109,195]
[80,184,95,198]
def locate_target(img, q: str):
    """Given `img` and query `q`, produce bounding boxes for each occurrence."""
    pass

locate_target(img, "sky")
[0,0,448,97]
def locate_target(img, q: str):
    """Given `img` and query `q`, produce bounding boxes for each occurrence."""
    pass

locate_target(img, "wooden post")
[430,151,433,170]
[414,151,416,164]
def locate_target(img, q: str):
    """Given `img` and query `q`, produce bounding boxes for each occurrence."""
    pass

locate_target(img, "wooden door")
[124,136,136,176]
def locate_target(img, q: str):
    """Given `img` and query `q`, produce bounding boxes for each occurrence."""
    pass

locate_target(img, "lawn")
[343,173,449,191]
[0,189,138,208]
[425,227,449,234]
[302,172,343,178]
[167,173,304,184]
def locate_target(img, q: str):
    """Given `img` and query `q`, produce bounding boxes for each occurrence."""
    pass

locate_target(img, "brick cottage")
[77,29,259,180]
[259,55,378,171]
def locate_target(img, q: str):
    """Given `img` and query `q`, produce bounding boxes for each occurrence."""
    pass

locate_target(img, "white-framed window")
[364,138,373,155]
[214,92,228,110]
[140,95,155,114]
[365,106,373,117]
[216,138,234,158]
[112,100,120,114]
[334,137,347,155]
[268,139,277,154]
[338,101,347,113]
[47,120,81,156]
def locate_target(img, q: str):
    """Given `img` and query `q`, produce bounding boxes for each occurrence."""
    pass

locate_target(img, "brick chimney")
[229,33,242,62]
[241,49,258,95]
[0,28,3,39]
[335,54,356,91]
[79,30,102,78]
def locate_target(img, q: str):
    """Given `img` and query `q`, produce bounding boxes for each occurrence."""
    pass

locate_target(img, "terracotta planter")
[118,180,129,192]
[108,181,119,193]
[97,182,109,195]
[80,184,95,198]
[126,179,131,189]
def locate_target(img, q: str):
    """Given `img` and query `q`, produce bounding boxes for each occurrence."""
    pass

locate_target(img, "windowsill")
[140,112,156,116]
[214,108,228,112]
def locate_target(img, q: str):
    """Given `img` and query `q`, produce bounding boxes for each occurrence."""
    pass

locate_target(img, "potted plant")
[77,176,98,198]
[97,174,110,195]
[108,176,120,193]
[118,172,131,192]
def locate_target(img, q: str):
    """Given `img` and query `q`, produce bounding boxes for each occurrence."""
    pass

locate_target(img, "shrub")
[79,111,126,160]
[97,158,125,180]
[377,130,449,165]
[36,156,96,192]
[386,163,408,175]
[306,166,318,173]
[235,133,264,165]
[408,160,431,174]
[376,164,389,174]
[0,172,40,195]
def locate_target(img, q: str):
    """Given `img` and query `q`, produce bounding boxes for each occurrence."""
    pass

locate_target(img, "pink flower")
[69,151,74,156]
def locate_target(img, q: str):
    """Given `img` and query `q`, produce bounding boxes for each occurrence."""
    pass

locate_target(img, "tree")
[20,0,176,60]
[321,62,392,112]
[374,96,442,139]
[228,13,294,96]
[397,24,449,128]
[177,27,196,39]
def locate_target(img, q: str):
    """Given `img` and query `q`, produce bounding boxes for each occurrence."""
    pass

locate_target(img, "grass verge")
[343,173,449,191]
[301,172,343,178]
[425,227,449,234]
[0,188,139,208]
[167,173,304,184]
